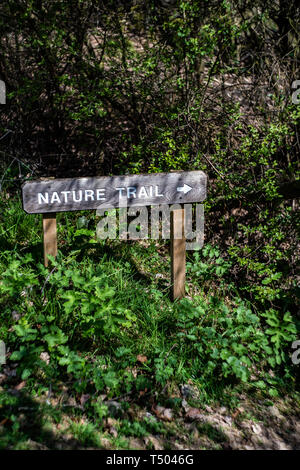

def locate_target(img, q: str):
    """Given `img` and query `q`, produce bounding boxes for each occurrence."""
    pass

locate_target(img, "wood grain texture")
[170,209,186,300]
[43,213,58,267]
[22,171,207,214]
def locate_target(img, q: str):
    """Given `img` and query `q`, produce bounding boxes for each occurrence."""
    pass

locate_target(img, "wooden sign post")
[171,209,186,300]
[42,213,58,267]
[22,170,207,299]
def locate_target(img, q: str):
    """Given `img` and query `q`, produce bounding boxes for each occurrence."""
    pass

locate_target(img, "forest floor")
[1,366,300,450]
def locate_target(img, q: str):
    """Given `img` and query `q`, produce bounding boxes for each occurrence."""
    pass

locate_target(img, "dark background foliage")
[0,0,299,311]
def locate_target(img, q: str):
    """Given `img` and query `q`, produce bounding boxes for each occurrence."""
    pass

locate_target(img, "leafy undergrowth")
[0,196,299,449]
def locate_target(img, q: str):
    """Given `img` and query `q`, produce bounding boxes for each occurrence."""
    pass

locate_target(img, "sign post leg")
[42,213,58,267]
[170,208,186,301]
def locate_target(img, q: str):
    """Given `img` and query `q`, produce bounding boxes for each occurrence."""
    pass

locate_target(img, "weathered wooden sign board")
[22,170,207,300]
[22,171,206,213]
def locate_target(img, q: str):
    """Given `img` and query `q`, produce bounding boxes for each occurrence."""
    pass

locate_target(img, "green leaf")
[21,368,32,380]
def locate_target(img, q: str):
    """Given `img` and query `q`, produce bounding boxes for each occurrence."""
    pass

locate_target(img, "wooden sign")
[22,171,207,214]
[22,170,207,300]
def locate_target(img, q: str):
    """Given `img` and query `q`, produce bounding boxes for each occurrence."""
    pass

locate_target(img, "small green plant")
[175,294,297,388]
[187,244,232,281]
[262,309,297,366]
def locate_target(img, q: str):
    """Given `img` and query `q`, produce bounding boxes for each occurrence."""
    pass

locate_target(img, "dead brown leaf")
[232,409,241,420]
[185,407,204,421]
[80,394,90,406]
[153,405,173,421]
[137,355,147,364]
[14,381,26,391]
[144,435,164,450]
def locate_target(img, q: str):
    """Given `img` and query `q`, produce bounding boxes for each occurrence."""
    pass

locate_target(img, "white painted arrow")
[176,184,192,194]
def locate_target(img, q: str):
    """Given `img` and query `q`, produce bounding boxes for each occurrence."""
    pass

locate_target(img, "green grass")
[0,194,299,449]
